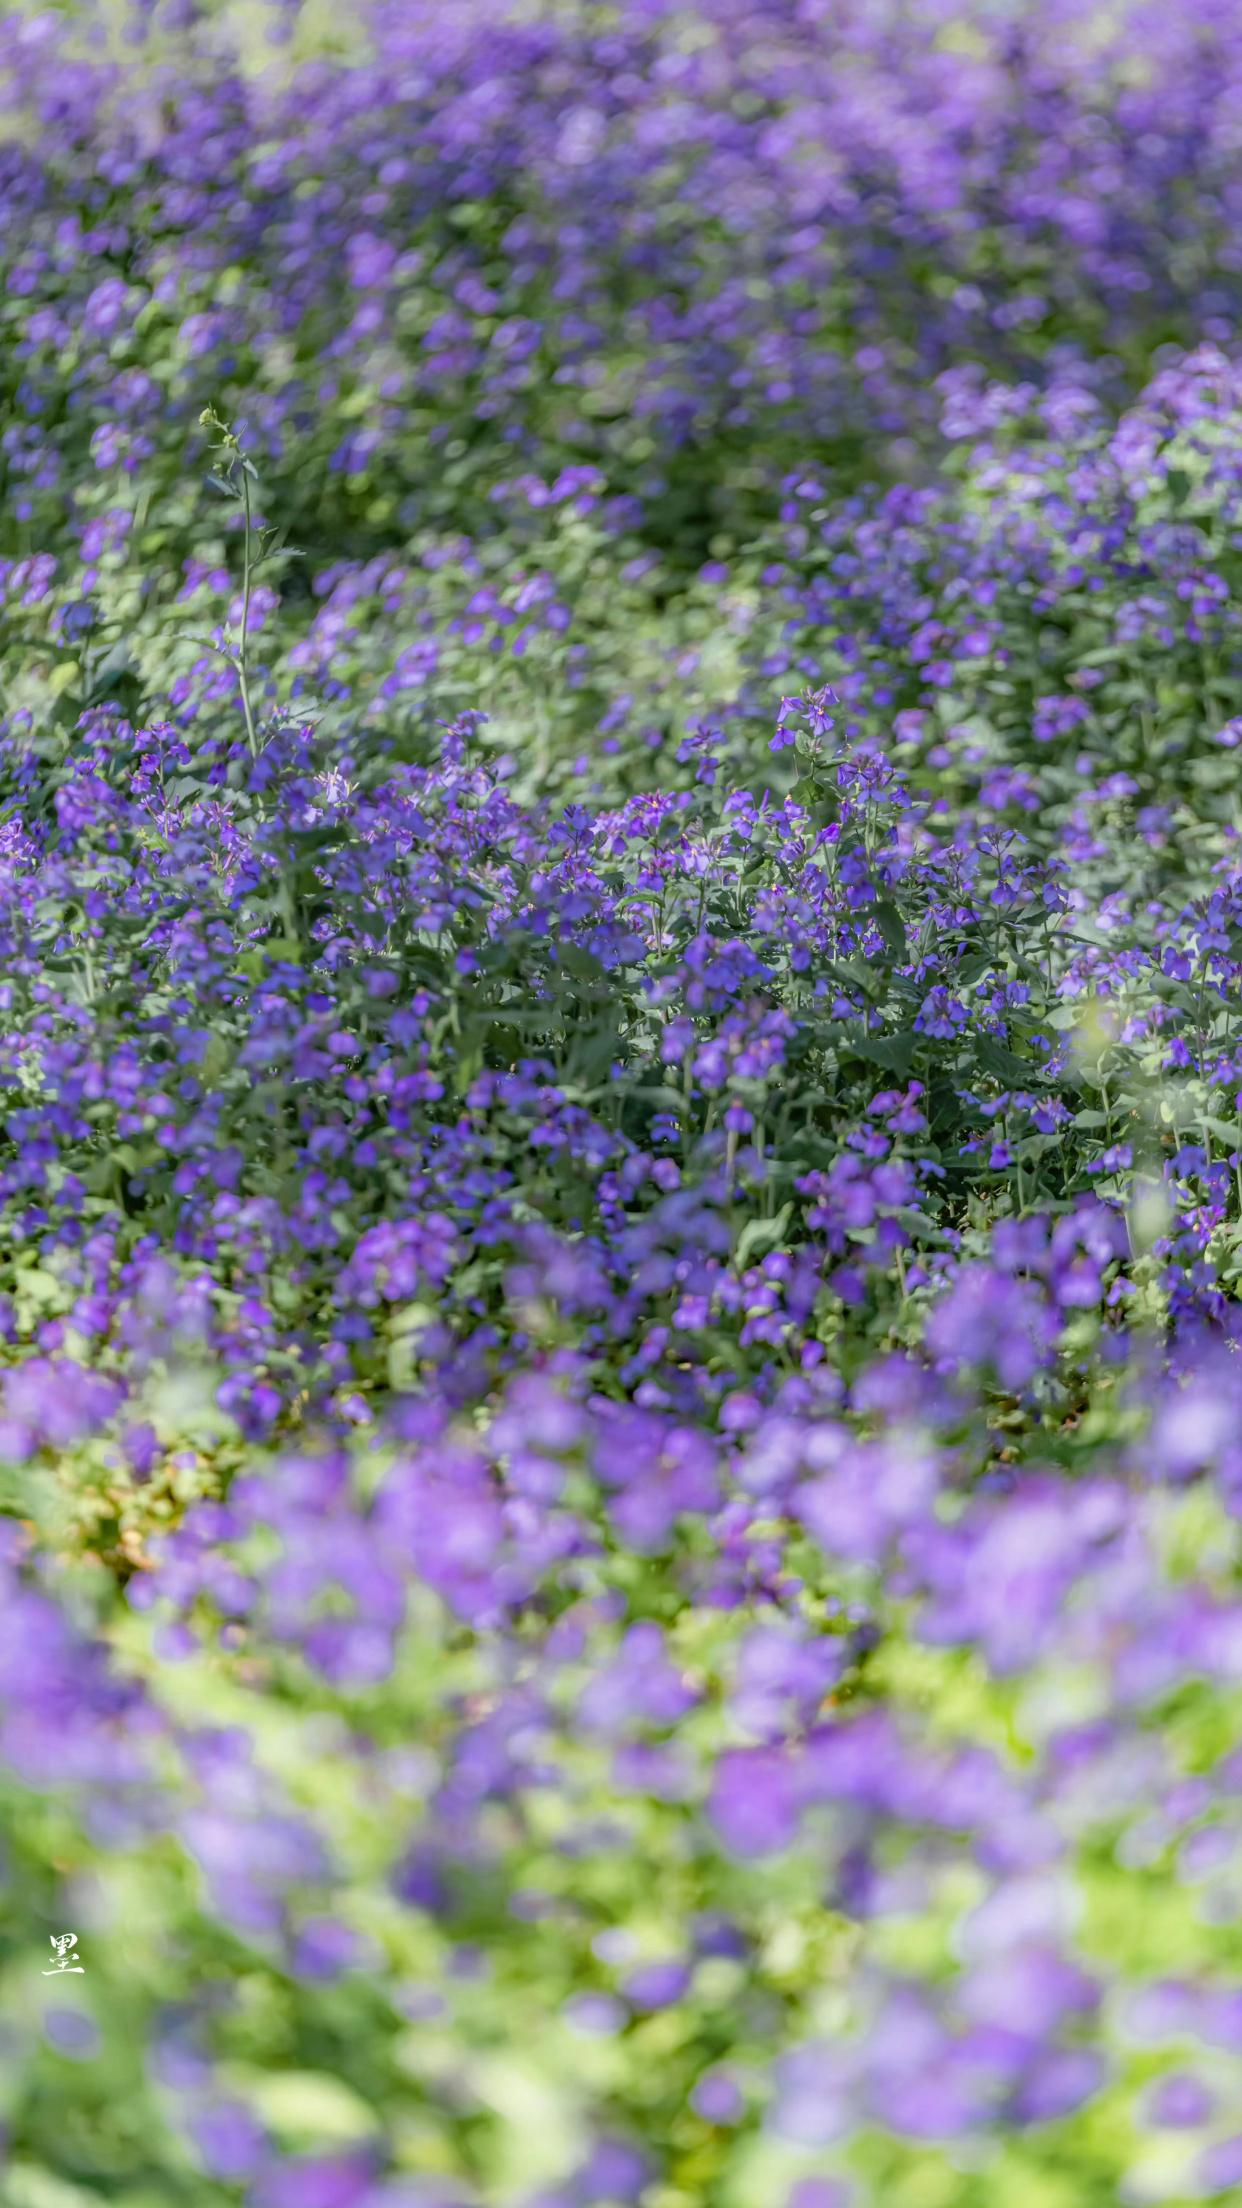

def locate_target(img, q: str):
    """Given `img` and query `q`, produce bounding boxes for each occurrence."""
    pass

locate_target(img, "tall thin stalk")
[194,407,300,760]
[237,454,257,759]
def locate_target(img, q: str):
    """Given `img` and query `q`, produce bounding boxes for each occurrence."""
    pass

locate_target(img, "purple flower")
[190,2100,268,2182]
[622,1960,690,2012]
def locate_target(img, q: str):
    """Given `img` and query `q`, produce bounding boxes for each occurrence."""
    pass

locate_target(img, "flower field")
[12,3,1242,2203]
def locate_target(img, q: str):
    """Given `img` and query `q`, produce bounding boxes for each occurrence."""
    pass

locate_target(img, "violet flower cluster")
[6,6,1242,2207]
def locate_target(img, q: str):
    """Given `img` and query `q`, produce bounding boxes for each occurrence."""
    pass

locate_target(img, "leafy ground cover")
[10,4,1242,2205]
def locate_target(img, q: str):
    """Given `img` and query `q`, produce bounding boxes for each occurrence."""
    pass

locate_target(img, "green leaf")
[872,900,908,961]
[243,2071,379,2145]
[975,1036,1038,1086]
[735,1203,793,1271]
[4,2168,106,2208]
[629,1085,688,1112]
[1164,467,1192,506]
[484,1005,557,1030]
[833,956,884,1001]
[955,949,996,985]
[556,942,606,981]
[842,1027,918,1078]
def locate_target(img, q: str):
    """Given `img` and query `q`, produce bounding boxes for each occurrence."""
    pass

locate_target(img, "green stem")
[238,466,258,759]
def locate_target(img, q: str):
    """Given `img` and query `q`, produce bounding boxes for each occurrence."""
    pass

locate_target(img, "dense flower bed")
[8,0,1242,590]
[8,4,1242,2205]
